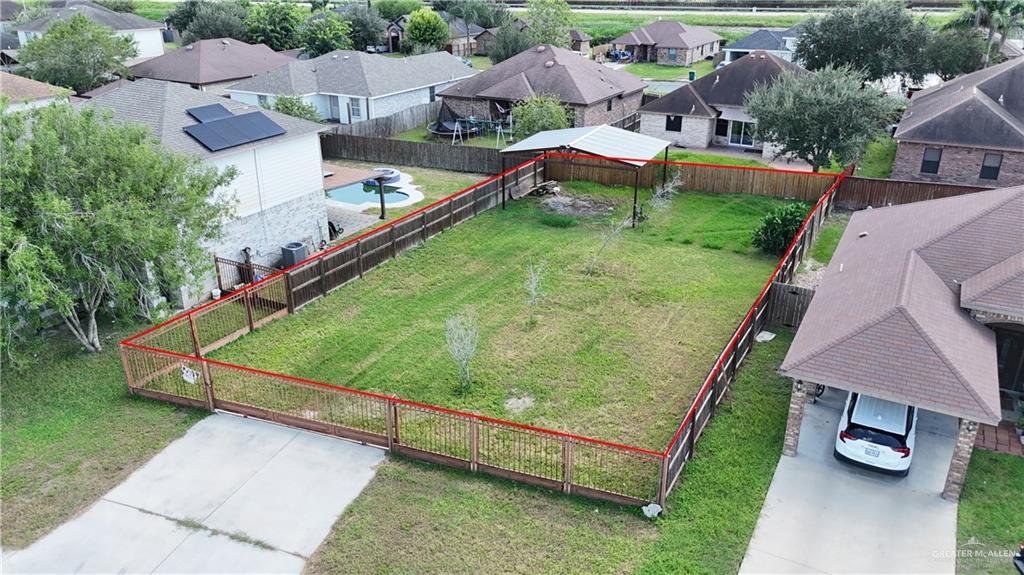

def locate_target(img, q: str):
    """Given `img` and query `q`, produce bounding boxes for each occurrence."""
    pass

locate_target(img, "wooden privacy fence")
[331,101,441,138]
[765,282,816,329]
[321,133,504,174]
[834,176,991,210]
[120,154,842,509]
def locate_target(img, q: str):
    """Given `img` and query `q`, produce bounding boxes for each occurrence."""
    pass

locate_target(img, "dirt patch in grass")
[539,194,615,217]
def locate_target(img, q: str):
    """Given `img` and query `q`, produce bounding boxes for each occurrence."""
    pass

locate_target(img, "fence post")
[119,344,136,393]
[356,239,364,278]
[187,313,202,357]
[449,197,455,229]
[469,419,479,472]
[420,212,427,243]
[501,157,507,210]
[389,226,397,259]
[658,454,669,507]
[385,399,395,451]
[200,360,215,412]
[243,288,255,332]
[318,257,327,297]
[561,440,573,494]
[392,402,401,445]
[214,258,224,293]
[284,272,295,313]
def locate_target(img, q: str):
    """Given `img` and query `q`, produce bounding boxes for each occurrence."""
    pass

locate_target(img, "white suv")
[834,392,918,476]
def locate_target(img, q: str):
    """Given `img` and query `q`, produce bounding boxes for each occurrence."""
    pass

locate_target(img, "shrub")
[701,237,724,250]
[751,202,809,257]
[511,94,571,139]
[538,213,578,228]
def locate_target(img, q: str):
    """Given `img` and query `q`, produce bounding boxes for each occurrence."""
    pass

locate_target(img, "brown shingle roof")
[611,20,721,50]
[961,251,1024,317]
[438,44,644,106]
[131,38,293,86]
[639,50,804,117]
[0,70,66,101]
[894,57,1024,151]
[780,186,1024,424]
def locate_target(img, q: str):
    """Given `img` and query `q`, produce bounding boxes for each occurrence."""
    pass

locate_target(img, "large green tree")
[745,66,903,172]
[926,28,986,81]
[945,0,1024,66]
[300,12,353,57]
[181,1,248,45]
[512,94,570,138]
[0,103,236,356]
[403,7,448,52]
[17,14,136,94]
[167,0,202,33]
[245,0,304,51]
[794,0,930,83]
[343,4,387,51]
[488,18,531,64]
[525,0,572,48]
[373,0,422,21]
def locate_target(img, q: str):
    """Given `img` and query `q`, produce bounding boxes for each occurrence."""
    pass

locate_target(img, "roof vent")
[858,231,869,238]
[689,104,695,114]
[999,94,1005,106]
[185,45,194,50]
[713,76,720,85]
[536,45,546,52]
[545,60,554,68]
[221,39,230,46]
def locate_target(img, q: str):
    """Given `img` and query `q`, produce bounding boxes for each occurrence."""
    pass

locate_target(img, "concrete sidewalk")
[4,414,384,574]
[739,388,959,574]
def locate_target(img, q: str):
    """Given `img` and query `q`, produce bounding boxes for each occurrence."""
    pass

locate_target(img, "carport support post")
[783,379,807,457]
[941,419,979,502]
[500,156,507,209]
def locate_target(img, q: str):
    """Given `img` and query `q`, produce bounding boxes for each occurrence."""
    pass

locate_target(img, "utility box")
[688,70,696,81]
[281,242,307,268]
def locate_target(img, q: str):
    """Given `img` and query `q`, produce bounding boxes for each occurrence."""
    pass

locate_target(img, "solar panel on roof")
[183,111,286,152]
[186,104,234,123]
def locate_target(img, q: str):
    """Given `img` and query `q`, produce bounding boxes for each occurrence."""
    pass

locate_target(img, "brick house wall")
[891,141,1024,187]
[444,91,642,128]
[654,42,719,66]
[639,112,713,148]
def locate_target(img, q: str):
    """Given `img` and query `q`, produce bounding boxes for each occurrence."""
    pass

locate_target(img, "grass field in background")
[1,325,204,549]
[212,187,788,449]
[305,331,795,575]
[624,59,714,81]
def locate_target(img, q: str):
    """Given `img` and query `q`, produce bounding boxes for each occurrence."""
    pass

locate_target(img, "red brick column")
[783,380,807,457]
[941,419,979,502]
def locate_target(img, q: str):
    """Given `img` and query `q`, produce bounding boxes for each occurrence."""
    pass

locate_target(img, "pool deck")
[323,163,379,190]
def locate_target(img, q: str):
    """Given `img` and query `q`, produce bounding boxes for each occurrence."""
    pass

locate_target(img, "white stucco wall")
[3,96,61,113]
[639,112,713,148]
[126,29,164,59]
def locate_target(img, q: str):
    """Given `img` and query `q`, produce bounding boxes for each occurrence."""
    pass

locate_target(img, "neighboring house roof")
[611,20,722,49]
[227,50,475,98]
[78,78,325,159]
[780,186,1024,425]
[570,29,591,42]
[438,11,485,39]
[639,51,804,117]
[961,251,1024,317]
[14,0,162,32]
[723,27,797,52]
[439,44,645,106]
[131,38,293,86]
[0,70,66,101]
[1001,40,1023,59]
[0,0,64,22]
[1,30,19,49]
[501,124,669,166]
[80,77,131,98]
[894,57,1024,151]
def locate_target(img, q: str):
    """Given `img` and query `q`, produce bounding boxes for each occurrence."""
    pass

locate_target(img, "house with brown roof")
[891,57,1024,188]
[612,20,721,67]
[130,38,292,95]
[637,51,804,155]
[0,70,68,111]
[438,44,645,127]
[780,186,1024,500]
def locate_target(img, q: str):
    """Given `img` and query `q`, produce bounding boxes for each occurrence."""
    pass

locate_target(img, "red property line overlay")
[121,152,843,460]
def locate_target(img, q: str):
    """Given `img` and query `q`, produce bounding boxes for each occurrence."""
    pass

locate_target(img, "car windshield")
[846,425,905,448]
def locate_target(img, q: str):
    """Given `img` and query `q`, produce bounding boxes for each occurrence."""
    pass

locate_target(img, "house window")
[606,99,613,112]
[667,48,677,61]
[257,94,269,107]
[920,147,942,174]
[729,121,755,147]
[665,115,682,132]
[980,153,1002,180]
[351,98,362,119]
[715,118,729,137]
[429,86,436,103]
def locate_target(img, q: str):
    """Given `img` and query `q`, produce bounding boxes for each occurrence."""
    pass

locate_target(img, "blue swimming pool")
[327,183,409,206]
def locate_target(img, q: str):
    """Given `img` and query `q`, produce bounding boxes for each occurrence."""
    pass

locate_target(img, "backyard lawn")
[957,450,1024,574]
[667,149,770,169]
[305,331,796,575]
[391,124,508,150]
[1,324,204,549]
[625,59,714,81]
[212,185,789,450]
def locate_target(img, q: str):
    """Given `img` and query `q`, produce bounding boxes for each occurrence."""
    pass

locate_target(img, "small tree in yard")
[745,66,903,172]
[299,11,353,57]
[403,8,449,53]
[246,0,304,51]
[0,103,236,358]
[489,21,532,64]
[512,94,570,139]
[344,4,387,51]
[270,95,322,123]
[446,311,479,394]
[523,261,544,328]
[751,203,810,257]
[926,28,986,81]
[526,0,572,48]
[181,1,248,45]
[18,14,136,94]
[586,216,630,276]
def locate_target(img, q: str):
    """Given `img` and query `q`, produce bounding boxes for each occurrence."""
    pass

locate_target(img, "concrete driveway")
[740,388,960,574]
[4,414,384,574]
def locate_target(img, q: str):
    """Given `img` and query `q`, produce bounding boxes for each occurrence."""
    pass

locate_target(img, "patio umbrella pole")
[378,178,386,220]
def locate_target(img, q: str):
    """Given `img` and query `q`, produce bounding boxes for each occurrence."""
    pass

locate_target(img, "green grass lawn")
[667,149,770,169]
[855,137,898,179]
[957,450,1024,574]
[135,1,176,22]
[210,187,787,450]
[625,59,713,81]
[391,124,509,150]
[305,330,795,575]
[466,55,492,70]
[1,323,204,549]
[808,213,850,265]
